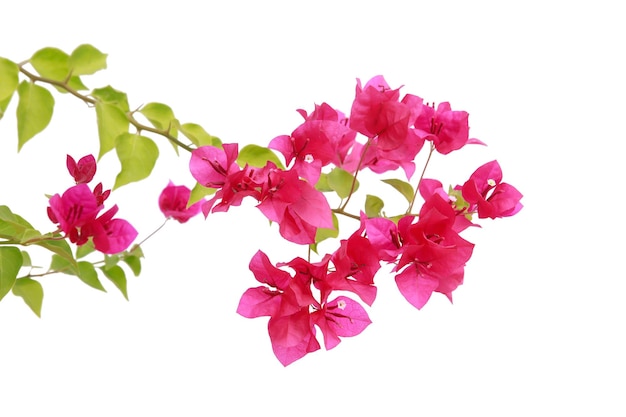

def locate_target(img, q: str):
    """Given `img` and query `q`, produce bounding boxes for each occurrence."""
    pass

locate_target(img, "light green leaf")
[0,93,12,120]
[365,194,384,218]
[189,182,216,206]
[67,75,88,91]
[30,47,70,81]
[327,167,358,199]
[91,85,129,111]
[0,57,19,101]
[315,172,333,192]
[179,122,221,147]
[140,102,176,132]
[92,86,130,159]
[94,102,128,159]
[16,81,55,151]
[20,251,32,267]
[0,246,23,302]
[113,133,159,189]
[310,213,339,253]
[101,265,128,300]
[69,44,107,75]
[382,178,415,203]
[123,256,141,276]
[140,102,179,153]
[0,205,42,243]
[76,261,106,291]
[12,278,44,317]
[35,238,76,267]
[49,254,80,276]
[237,144,284,169]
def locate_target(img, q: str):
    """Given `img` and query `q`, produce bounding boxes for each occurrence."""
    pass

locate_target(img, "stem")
[407,143,435,214]
[18,62,195,153]
[332,208,360,221]
[339,138,373,211]
[135,218,169,248]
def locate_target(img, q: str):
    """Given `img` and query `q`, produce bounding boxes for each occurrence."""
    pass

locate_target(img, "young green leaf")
[139,102,176,132]
[49,254,80,276]
[0,246,23,302]
[237,144,284,169]
[0,57,19,101]
[92,86,130,159]
[381,178,415,203]
[179,122,222,147]
[310,213,339,254]
[101,265,128,300]
[76,261,106,291]
[0,94,12,120]
[16,81,54,151]
[35,239,76,267]
[30,47,70,81]
[122,255,141,276]
[327,167,358,199]
[365,194,384,218]
[113,133,159,189]
[12,278,44,317]
[94,102,129,159]
[69,44,107,75]
[189,182,216,206]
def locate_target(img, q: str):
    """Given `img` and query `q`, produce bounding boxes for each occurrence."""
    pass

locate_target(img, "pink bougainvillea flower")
[48,184,137,254]
[189,143,240,189]
[66,154,97,184]
[311,296,372,351]
[461,160,523,219]
[349,76,423,150]
[158,181,203,223]
[269,102,358,183]
[394,194,474,309]
[257,164,333,244]
[83,205,138,254]
[47,184,102,245]
[413,102,484,155]
[348,76,425,178]
[327,231,380,306]
[419,178,476,232]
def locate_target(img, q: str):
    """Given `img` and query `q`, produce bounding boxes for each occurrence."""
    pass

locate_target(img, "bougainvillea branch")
[0,44,523,365]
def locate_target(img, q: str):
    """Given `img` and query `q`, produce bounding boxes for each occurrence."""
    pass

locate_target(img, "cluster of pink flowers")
[184,75,523,365]
[47,155,137,254]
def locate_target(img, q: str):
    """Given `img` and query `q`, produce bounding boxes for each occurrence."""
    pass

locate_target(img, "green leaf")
[49,254,80,276]
[35,238,76,267]
[310,213,339,253]
[69,44,107,75]
[91,86,129,111]
[189,182,216,206]
[123,255,141,276]
[327,167,358,199]
[237,144,284,169]
[67,75,88,91]
[0,57,19,101]
[30,47,70,81]
[101,265,128,300]
[315,172,333,192]
[16,81,55,151]
[0,93,12,120]
[92,86,130,159]
[113,133,159,189]
[365,194,384,218]
[12,278,44,317]
[0,246,23,302]
[76,261,106,291]
[140,102,177,132]
[94,102,129,159]
[20,251,32,268]
[0,205,42,243]
[179,122,221,147]
[382,178,415,203]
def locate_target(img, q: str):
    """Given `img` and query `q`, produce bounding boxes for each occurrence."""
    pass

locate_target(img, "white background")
[1,1,624,415]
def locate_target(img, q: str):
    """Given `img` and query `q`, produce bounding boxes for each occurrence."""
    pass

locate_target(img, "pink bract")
[158,181,203,223]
